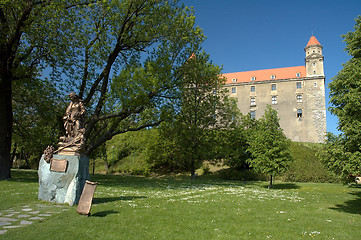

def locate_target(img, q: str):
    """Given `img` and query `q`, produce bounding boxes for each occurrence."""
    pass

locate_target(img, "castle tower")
[305,36,324,77]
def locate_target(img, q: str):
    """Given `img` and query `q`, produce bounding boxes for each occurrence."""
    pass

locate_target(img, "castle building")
[222,36,326,143]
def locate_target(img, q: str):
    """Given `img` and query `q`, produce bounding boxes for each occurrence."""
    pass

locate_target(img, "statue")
[57,92,86,155]
[39,92,90,206]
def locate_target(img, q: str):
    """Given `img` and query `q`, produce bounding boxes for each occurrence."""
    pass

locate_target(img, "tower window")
[313,62,316,67]
[250,97,256,106]
[314,82,317,87]
[297,95,302,103]
[296,72,301,77]
[272,96,277,105]
[271,84,276,91]
[250,111,256,119]
[251,86,255,92]
[251,76,256,81]
[231,87,236,93]
[232,78,237,83]
[296,82,302,89]
[297,109,303,118]
[270,75,276,80]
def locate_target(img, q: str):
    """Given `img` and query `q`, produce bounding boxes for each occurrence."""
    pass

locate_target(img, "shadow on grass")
[10,169,38,183]
[330,185,361,215]
[268,183,301,190]
[93,196,147,204]
[91,210,119,217]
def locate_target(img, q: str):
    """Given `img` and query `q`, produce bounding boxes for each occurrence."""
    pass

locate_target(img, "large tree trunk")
[0,74,13,180]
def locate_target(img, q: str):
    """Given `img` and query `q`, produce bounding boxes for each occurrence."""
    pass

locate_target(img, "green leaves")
[246,106,292,186]
[324,16,361,178]
[146,52,239,175]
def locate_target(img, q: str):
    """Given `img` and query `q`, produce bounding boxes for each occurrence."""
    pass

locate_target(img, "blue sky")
[182,0,361,135]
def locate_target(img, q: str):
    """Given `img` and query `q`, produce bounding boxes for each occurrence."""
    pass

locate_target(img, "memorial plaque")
[76,180,98,216]
[50,159,68,172]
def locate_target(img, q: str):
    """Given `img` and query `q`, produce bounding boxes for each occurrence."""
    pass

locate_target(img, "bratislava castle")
[222,36,326,143]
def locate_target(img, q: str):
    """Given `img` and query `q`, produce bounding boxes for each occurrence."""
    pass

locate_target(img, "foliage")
[0,0,205,179]
[246,106,292,188]
[323,16,361,178]
[104,130,154,175]
[282,142,333,183]
[1,170,361,239]
[147,52,238,177]
[11,77,64,169]
[217,168,265,181]
[219,115,251,170]
[320,133,361,181]
[60,0,205,155]
[0,0,77,179]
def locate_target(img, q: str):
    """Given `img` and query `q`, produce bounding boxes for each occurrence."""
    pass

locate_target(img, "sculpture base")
[38,154,90,206]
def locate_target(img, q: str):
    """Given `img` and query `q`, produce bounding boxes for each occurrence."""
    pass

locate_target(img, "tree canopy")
[147,52,238,177]
[0,0,204,179]
[322,16,361,179]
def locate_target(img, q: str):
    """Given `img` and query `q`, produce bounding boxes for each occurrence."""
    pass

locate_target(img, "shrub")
[282,142,335,182]
[217,168,266,181]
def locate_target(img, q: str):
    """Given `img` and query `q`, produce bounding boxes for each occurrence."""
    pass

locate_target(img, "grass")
[1,170,360,239]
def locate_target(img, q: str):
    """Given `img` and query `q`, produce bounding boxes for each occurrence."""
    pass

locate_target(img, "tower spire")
[306,35,321,47]
[305,36,324,77]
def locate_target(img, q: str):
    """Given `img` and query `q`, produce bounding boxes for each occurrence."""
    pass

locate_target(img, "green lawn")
[1,170,360,239]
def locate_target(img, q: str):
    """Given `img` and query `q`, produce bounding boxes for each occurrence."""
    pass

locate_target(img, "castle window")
[232,78,237,83]
[313,62,316,67]
[250,97,256,106]
[296,72,301,77]
[271,84,276,91]
[271,75,276,80]
[272,96,277,105]
[296,82,302,89]
[250,111,256,119]
[313,70,316,74]
[231,87,236,93]
[251,86,255,92]
[251,76,256,81]
[314,82,317,87]
[297,95,302,103]
[297,109,303,118]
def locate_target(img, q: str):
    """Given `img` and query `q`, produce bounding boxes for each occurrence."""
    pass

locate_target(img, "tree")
[0,0,204,179]
[0,0,84,179]
[323,16,361,178]
[151,52,238,178]
[12,77,63,168]
[212,119,250,170]
[246,106,292,189]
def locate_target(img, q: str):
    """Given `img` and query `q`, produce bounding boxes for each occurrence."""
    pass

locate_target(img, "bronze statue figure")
[63,92,85,140]
[57,92,86,155]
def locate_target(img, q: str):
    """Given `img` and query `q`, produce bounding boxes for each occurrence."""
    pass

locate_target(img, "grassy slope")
[0,170,360,239]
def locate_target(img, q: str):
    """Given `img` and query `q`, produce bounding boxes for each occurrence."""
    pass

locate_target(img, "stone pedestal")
[38,154,90,206]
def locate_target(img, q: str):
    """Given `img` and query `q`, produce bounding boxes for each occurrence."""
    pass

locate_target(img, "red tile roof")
[306,36,321,46]
[222,66,306,84]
